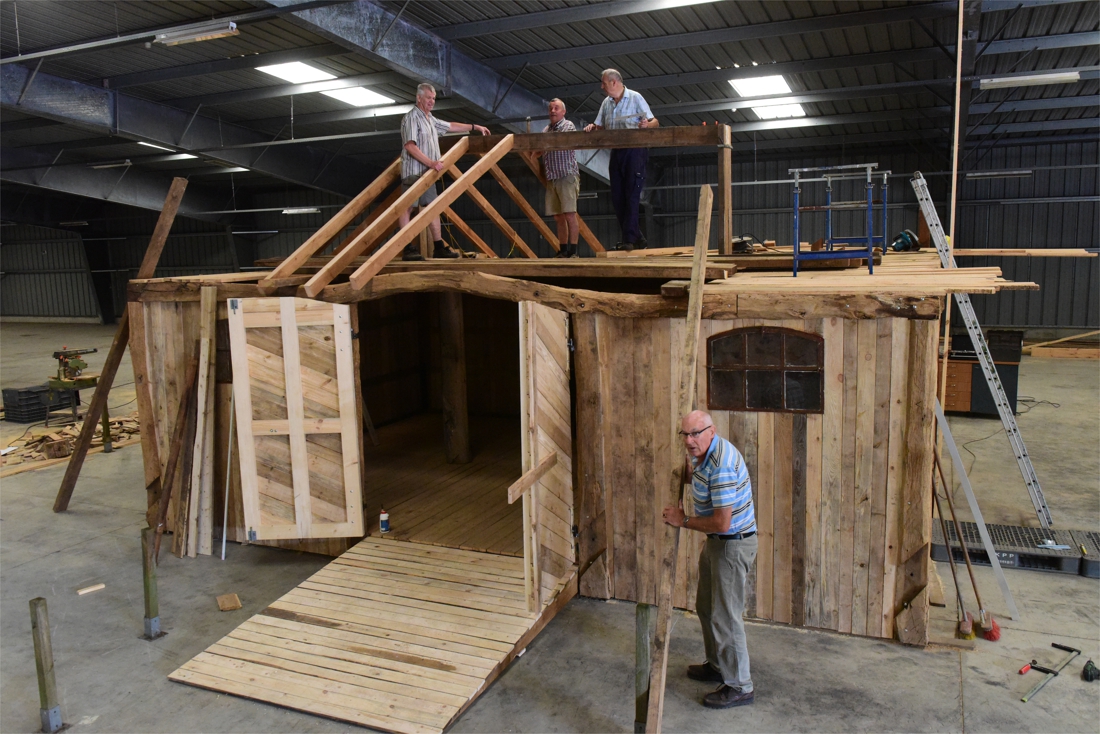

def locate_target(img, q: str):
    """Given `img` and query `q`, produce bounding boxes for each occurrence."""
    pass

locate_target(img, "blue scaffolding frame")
[790,163,890,277]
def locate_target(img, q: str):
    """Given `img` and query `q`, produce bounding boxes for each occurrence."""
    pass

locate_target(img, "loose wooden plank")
[756,410,775,620]
[790,412,808,627]
[803,412,823,627]
[837,319,858,634]
[820,316,844,631]
[881,319,909,638]
[772,411,794,624]
[867,317,894,637]
[850,319,877,636]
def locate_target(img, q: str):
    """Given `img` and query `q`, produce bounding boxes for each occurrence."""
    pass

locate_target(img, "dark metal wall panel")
[0,225,100,318]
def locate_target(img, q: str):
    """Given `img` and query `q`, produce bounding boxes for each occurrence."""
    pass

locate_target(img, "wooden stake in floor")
[141,527,165,640]
[29,597,63,733]
[644,184,713,733]
[53,177,188,512]
[635,602,656,734]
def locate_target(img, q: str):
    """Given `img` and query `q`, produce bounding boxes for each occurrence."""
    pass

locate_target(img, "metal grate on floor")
[932,521,1083,575]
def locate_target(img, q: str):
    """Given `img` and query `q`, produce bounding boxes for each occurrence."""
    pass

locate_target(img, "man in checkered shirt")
[398,83,490,261]
[533,98,580,258]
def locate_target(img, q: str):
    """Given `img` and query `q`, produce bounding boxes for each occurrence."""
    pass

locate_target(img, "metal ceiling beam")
[104,43,348,89]
[266,0,611,181]
[982,0,1095,9]
[0,64,373,198]
[486,2,956,69]
[166,70,406,108]
[0,146,229,223]
[249,99,462,131]
[969,117,1098,135]
[0,1,352,65]
[435,0,725,40]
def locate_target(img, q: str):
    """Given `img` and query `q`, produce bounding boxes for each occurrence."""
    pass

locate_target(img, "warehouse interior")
[1,1,1098,733]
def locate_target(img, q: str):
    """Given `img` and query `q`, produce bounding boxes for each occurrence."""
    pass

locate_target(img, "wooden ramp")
[169,536,576,733]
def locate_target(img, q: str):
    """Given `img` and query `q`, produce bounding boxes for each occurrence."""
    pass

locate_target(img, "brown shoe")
[686,663,723,682]
[703,684,754,709]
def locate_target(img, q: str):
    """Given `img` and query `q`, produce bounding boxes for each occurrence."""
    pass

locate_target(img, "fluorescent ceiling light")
[59,221,89,227]
[321,87,395,107]
[172,154,198,160]
[256,62,335,84]
[282,207,320,215]
[729,75,806,120]
[90,159,132,169]
[965,170,1033,179]
[979,71,1080,90]
[155,20,237,46]
[138,142,173,151]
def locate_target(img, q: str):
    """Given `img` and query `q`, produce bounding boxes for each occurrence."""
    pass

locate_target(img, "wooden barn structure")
[122,127,1033,733]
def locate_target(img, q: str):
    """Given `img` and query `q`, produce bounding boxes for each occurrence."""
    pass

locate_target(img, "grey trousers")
[696,534,758,691]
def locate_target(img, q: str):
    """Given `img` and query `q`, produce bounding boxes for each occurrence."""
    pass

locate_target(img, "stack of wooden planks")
[170,536,576,734]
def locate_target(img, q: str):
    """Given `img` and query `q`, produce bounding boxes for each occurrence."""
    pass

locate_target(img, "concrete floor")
[2,324,1098,733]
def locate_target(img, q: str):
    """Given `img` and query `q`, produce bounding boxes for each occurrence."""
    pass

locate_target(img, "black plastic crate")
[2,385,75,423]
[932,521,1081,575]
[1070,530,1100,579]
[949,329,1024,363]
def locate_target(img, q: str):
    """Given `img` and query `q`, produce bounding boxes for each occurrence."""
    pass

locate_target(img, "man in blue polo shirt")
[662,410,757,709]
[583,68,658,251]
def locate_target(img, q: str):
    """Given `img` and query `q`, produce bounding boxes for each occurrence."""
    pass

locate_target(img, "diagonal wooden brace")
[346,135,515,291]
[302,140,470,297]
[260,158,400,291]
[442,206,497,257]
[445,163,537,259]
[517,151,604,252]
[487,162,560,251]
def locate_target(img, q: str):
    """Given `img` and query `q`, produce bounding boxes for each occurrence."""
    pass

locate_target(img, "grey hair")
[549,97,566,111]
[601,68,623,83]
[416,83,436,98]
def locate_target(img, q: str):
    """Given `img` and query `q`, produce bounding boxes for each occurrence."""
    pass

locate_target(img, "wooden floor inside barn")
[363,413,524,556]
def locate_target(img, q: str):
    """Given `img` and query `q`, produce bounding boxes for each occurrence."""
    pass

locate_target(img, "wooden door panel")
[229,297,363,542]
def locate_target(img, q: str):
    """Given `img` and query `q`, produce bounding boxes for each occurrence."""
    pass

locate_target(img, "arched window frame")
[706,326,825,414]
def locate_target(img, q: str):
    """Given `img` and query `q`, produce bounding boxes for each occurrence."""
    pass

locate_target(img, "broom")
[936,454,1001,641]
[933,478,974,639]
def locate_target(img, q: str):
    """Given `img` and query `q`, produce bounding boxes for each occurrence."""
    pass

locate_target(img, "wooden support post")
[99,403,112,453]
[439,292,471,464]
[141,527,164,639]
[54,177,187,512]
[635,602,656,734]
[717,124,732,255]
[644,185,713,733]
[29,598,62,733]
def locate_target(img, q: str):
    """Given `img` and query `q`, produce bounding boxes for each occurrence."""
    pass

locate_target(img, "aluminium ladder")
[910,171,1052,528]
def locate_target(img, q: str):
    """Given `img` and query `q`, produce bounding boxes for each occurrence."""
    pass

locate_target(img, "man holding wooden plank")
[662,410,758,709]
[399,82,491,261]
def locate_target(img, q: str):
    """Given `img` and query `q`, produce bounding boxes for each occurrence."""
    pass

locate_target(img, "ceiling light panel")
[256,62,335,84]
[729,75,806,120]
[321,87,395,107]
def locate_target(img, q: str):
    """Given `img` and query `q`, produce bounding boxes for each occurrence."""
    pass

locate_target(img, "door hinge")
[351,329,359,340]
[571,525,579,538]
[567,338,575,352]
[247,528,256,542]
[229,298,239,314]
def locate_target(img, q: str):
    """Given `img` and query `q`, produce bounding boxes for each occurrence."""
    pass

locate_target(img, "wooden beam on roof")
[261,158,401,292]
[300,139,470,297]
[344,136,515,292]
[446,126,724,155]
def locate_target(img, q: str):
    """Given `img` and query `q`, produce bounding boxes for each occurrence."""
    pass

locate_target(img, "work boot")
[703,685,754,709]
[433,243,460,259]
[686,663,723,682]
[565,243,578,258]
[554,245,570,258]
[402,244,424,261]
[614,241,634,252]
[633,236,648,250]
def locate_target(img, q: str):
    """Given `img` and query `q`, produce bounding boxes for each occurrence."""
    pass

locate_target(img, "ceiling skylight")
[322,87,395,108]
[256,62,335,84]
[729,75,806,120]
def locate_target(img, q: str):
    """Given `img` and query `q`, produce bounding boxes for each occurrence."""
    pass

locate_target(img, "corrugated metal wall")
[0,224,101,319]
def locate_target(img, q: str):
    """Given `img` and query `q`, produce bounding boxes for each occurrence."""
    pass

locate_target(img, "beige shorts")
[402,174,438,207]
[545,174,580,215]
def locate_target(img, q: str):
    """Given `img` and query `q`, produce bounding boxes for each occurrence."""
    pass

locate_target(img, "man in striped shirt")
[662,410,758,709]
[533,98,580,258]
[398,83,490,261]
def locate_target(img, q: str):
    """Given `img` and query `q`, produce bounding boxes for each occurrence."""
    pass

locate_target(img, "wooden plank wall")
[573,313,937,642]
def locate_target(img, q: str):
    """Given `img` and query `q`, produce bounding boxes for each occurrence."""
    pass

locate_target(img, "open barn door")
[519,302,576,611]
[227,297,363,541]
